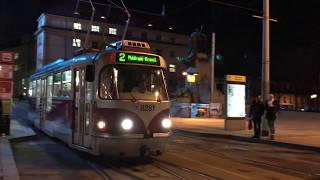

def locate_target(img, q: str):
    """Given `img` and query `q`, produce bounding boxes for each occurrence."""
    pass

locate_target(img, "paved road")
[10,101,320,179]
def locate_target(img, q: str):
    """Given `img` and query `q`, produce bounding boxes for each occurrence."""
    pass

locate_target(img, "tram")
[28,40,172,157]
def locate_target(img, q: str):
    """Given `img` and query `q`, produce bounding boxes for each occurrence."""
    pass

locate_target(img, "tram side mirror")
[85,65,95,82]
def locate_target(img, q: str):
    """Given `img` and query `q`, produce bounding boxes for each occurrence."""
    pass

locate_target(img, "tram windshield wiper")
[130,92,137,102]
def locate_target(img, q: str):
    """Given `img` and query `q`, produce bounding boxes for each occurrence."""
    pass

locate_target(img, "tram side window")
[53,73,62,97]
[28,81,36,97]
[36,79,41,110]
[28,82,32,97]
[32,81,36,97]
[62,70,72,98]
[47,75,53,112]
[28,81,34,97]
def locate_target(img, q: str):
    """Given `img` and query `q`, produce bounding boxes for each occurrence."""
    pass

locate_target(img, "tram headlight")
[161,118,172,129]
[121,118,133,130]
[97,120,106,129]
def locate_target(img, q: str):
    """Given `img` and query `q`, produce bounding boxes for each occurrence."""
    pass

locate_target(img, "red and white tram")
[28,40,172,157]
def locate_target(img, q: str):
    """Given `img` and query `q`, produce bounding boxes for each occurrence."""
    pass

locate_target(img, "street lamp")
[252,15,278,22]
[310,94,317,99]
[182,71,198,83]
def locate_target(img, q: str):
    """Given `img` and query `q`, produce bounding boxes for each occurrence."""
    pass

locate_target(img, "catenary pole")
[261,0,270,136]
[211,33,216,103]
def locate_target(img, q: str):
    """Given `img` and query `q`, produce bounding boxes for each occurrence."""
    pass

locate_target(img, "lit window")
[73,22,82,30]
[109,28,117,35]
[91,25,100,32]
[72,39,81,47]
[169,64,176,73]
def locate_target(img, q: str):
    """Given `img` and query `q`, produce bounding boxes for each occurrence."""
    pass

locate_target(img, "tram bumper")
[95,133,171,157]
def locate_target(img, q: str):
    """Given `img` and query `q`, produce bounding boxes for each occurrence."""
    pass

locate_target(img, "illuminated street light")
[101,16,106,19]
[310,94,317,99]
[252,15,278,22]
[169,27,174,30]
[187,75,196,83]
[147,23,153,27]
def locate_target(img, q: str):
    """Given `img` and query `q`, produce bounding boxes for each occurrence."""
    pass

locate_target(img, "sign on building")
[0,51,16,114]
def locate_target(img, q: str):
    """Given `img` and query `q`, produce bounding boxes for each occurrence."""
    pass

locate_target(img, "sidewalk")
[172,111,320,151]
[0,117,37,180]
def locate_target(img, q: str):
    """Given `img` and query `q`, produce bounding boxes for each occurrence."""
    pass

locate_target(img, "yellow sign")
[226,75,246,83]
[2,100,12,114]
[187,74,196,83]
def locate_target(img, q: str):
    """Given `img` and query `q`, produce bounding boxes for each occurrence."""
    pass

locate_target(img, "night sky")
[1,0,320,84]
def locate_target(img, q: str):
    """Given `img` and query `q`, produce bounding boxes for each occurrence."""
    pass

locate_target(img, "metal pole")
[261,0,270,136]
[211,33,216,103]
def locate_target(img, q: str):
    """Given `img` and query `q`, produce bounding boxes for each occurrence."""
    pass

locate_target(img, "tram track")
[86,154,223,180]
[173,134,320,178]
[151,158,223,180]
[207,146,319,178]
[85,158,145,180]
[86,160,113,180]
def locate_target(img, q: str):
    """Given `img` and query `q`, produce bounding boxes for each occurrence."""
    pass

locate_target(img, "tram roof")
[30,52,98,79]
[30,40,166,80]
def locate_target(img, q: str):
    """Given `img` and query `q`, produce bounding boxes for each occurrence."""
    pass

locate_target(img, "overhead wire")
[144,0,201,27]
[83,0,96,49]
[119,0,131,40]
[145,0,261,30]
[80,0,162,16]
[207,0,261,13]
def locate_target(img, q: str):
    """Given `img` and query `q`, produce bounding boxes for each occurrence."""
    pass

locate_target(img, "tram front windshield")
[100,65,168,101]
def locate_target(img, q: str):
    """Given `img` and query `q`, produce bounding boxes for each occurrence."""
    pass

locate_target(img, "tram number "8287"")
[140,104,155,111]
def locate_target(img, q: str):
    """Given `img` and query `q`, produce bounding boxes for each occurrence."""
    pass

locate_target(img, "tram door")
[73,68,92,148]
[39,78,46,129]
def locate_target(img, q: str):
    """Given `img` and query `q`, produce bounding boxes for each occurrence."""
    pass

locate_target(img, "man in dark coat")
[249,96,265,138]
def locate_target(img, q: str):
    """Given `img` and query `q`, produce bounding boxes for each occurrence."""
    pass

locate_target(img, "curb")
[9,134,37,143]
[0,137,20,180]
[173,129,320,153]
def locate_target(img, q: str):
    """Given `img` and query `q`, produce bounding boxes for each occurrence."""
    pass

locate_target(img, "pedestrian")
[265,94,279,140]
[248,95,265,138]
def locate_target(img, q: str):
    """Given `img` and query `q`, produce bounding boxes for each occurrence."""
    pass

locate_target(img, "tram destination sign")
[116,52,160,66]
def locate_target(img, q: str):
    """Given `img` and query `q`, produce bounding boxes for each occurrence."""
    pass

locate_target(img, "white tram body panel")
[28,40,172,157]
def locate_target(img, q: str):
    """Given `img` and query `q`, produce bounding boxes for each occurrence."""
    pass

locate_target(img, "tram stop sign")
[0,51,16,115]
[224,75,246,131]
